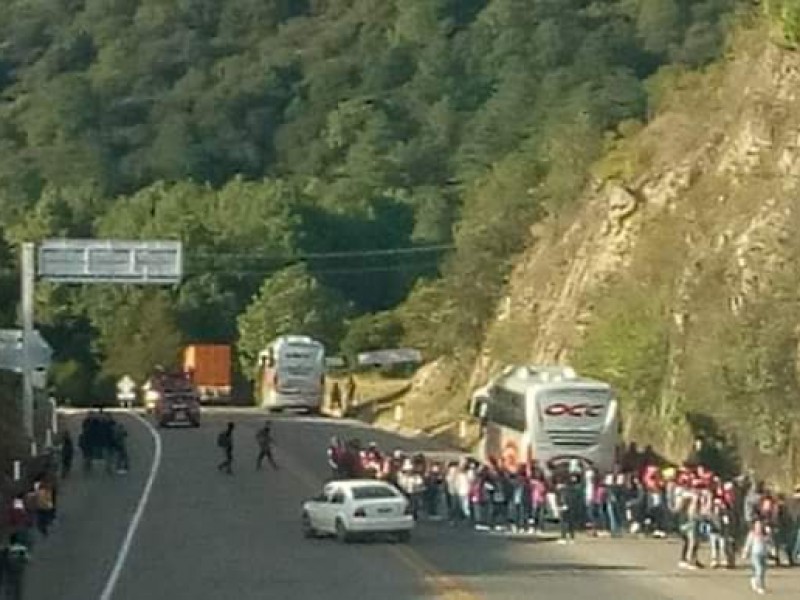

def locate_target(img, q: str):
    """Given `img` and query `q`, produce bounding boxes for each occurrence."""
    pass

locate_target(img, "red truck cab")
[146,371,201,428]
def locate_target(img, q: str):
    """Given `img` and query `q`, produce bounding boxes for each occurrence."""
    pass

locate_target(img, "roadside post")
[49,394,58,434]
[21,243,35,448]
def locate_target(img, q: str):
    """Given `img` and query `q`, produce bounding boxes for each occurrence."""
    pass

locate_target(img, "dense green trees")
[0,0,739,399]
[237,264,352,374]
[765,0,800,45]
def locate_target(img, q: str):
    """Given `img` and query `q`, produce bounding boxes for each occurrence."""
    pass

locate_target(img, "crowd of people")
[0,451,62,600]
[78,409,129,475]
[1,409,130,599]
[326,436,800,595]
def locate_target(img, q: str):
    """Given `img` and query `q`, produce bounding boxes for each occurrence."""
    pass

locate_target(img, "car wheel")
[335,519,351,544]
[396,530,411,544]
[302,513,317,539]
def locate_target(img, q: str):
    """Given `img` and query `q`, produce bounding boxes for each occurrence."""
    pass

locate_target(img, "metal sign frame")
[16,239,183,455]
[38,239,183,284]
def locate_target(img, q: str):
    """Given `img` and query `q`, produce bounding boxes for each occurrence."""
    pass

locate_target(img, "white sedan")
[301,479,414,543]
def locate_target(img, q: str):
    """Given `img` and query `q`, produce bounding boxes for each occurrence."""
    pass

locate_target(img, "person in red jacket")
[5,497,32,549]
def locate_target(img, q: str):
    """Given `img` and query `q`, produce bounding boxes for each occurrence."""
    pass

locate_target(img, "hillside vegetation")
[0,0,740,400]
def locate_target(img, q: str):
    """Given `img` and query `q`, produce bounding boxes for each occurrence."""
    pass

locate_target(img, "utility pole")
[21,242,35,453]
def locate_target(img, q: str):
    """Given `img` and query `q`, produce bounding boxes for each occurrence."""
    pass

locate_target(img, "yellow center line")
[277,440,482,600]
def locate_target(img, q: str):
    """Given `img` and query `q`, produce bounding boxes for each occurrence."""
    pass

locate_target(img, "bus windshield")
[281,345,323,371]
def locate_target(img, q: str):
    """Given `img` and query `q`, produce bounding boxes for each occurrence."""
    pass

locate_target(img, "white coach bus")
[257,335,326,414]
[469,366,619,474]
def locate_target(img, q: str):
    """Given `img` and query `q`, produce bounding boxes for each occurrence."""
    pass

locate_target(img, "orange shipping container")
[183,344,231,388]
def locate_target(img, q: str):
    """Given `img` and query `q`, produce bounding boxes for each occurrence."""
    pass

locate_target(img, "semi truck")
[182,344,232,404]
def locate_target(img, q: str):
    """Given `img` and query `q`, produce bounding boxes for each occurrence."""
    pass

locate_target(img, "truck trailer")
[183,344,232,404]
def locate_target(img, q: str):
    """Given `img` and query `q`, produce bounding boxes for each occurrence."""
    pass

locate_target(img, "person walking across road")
[255,421,278,471]
[217,422,235,475]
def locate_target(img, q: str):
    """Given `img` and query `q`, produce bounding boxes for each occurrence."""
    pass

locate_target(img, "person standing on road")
[678,490,702,569]
[557,475,580,544]
[60,430,74,479]
[344,375,356,411]
[0,532,31,600]
[742,518,770,595]
[327,437,343,478]
[33,481,55,538]
[97,411,115,475]
[787,485,800,565]
[112,420,129,474]
[709,497,731,568]
[79,417,94,474]
[329,382,342,415]
[6,498,32,550]
[217,422,235,475]
[255,421,278,471]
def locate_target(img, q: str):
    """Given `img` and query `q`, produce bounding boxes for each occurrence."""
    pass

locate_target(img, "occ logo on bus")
[544,403,605,418]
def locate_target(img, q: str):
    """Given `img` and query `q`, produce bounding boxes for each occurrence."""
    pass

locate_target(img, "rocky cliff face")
[404,28,800,481]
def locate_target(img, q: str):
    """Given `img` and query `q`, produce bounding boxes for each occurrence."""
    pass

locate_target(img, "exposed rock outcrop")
[404,28,800,477]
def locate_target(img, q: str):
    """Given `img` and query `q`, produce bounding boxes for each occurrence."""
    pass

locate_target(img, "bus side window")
[490,389,526,431]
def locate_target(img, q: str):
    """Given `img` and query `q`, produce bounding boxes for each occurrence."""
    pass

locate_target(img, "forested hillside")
[0,0,738,399]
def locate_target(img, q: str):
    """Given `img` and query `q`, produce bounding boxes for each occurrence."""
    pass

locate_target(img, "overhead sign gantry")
[17,239,182,452]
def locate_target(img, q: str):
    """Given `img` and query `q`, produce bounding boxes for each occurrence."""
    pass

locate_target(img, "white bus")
[257,335,326,413]
[469,366,619,475]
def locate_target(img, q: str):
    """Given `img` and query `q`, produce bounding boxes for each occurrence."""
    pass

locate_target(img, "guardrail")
[342,383,412,421]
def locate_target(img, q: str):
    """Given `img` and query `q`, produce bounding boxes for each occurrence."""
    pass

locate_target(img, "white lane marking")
[99,411,162,600]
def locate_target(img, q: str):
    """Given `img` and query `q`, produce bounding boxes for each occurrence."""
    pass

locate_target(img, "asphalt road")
[26,411,800,600]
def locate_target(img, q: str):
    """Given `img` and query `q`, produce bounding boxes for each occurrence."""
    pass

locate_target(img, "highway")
[26,412,799,600]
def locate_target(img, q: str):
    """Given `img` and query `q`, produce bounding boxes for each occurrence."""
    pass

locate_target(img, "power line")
[184,260,442,278]
[189,242,455,261]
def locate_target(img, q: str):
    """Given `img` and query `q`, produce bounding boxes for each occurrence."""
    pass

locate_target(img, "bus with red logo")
[257,335,326,414]
[469,366,619,474]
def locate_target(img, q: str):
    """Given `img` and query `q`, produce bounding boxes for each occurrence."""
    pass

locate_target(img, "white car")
[301,479,413,543]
